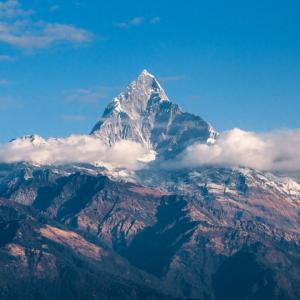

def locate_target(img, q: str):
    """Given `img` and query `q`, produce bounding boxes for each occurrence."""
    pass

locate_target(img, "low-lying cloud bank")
[178,128,300,172]
[0,128,300,172]
[0,135,151,170]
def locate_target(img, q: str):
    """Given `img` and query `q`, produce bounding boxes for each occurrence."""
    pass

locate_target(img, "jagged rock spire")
[91,70,217,157]
[101,70,169,120]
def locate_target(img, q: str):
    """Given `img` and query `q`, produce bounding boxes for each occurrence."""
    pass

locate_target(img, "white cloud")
[115,17,144,29]
[62,115,86,122]
[176,128,300,172]
[0,135,152,170]
[150,17,161,25]
[2,124,299,172]
[0,79,9,85]
[0,54,15,61]
[0,95,19,109]
[49,5,59,13]
[115,16,160,29]
[158,75,186,82]
[130,17,144,26]
[64,88,107,104]
[0,22,93,49]
[0,0,93,50]
[0,0,33,19]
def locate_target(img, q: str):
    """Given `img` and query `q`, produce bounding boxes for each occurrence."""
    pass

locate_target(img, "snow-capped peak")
[102,69,169,120]
[139,69,155,78]
[91,70,217,157]
[10,134,46,146]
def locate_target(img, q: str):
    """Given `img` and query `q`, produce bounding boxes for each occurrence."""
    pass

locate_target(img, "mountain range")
[0,70,299,300]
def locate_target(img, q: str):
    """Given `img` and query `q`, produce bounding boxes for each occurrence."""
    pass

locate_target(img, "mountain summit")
[97,69,169,121]
[91,70,217,158]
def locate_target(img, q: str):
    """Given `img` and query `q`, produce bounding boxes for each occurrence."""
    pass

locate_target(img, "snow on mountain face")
[10,134,46,146]
[91,69,168,146]
[6,70,217,164]
[91,70,217,158]
[104,69,169,119]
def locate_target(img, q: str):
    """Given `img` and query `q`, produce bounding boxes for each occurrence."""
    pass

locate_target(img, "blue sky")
[0,0,300,142]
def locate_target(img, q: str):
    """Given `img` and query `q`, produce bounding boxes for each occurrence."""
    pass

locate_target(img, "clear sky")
[0,0,300,142]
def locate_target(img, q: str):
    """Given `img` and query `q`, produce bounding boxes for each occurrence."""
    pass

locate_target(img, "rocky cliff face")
[0,162,299,299]
[0,198,180,300]
[91,70,217,158]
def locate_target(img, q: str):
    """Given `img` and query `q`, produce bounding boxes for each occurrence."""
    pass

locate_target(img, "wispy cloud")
[62,114,86,122]
[64,87,108,104]
[0,95,19,110]
[115,17,144,29]
[150,17,161,25]
[115,16,160,29]
[49,4,59,13]
[159,75,186,82]
[0,79,9,85]
[0,0,33,18]
[174,128,300,172]
[0,54,15,61]
[0,0,93,50]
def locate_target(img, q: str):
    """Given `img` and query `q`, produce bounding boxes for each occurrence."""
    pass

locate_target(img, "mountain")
[9,134,46,145]
[0,70,300,300]
[0,162,300,299]
[91,70,217,158]
[0,198,181,300]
